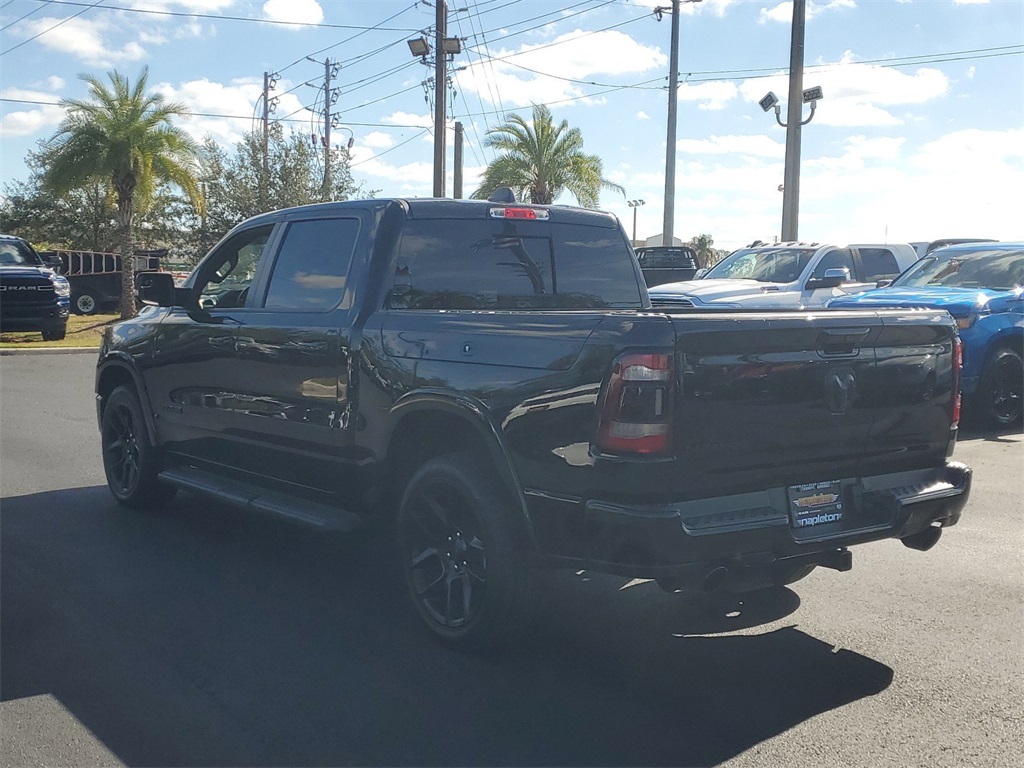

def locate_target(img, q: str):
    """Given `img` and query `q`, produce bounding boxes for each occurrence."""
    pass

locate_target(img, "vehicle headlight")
[50,274,71,297]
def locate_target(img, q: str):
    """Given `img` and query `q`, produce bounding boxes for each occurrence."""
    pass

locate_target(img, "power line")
[1,0,52,32]
[350,128,431,169]
[20,0,423,31]
[275,1,420,75]
[1,0,108,57]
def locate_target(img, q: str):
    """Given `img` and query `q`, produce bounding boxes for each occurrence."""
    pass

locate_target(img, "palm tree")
[43,67,203,319]
[471,104,623,207]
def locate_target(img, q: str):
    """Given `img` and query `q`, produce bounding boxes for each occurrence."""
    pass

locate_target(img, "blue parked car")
[830,242,1023,428]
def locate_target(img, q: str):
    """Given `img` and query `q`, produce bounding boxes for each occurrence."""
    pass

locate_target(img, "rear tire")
[976,347,1023,428]
[101,385,176,509]
[73,290,100,315]
[396,452,537,647]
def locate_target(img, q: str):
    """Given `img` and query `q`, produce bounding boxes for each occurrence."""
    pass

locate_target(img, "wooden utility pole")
[433,0,447,197]
[781,0,806,242]
[322,59,333,201]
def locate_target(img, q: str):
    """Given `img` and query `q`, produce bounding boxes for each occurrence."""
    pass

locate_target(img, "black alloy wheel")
[979,348,1023,427]
[397,453,536,645]
[101,386,176,508]
[402,478,488,630]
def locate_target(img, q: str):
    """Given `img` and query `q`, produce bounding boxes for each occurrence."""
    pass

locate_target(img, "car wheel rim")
[402,480,487,629]
[77,294,95,313]
[103,403,141,495]
[990,357,1023,424]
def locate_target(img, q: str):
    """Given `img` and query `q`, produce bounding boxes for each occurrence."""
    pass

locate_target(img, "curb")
[0,347,98,356]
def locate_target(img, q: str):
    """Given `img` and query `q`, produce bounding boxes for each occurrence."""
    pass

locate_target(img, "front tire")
[101,385,176,509]
[977,347,1023,428]
[396,453,536,646]
[41,325,66,341]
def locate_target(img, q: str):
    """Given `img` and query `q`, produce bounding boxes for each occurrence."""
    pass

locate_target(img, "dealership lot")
[2,351,1021,767]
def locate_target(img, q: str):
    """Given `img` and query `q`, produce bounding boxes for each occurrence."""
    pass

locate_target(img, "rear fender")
[388,390,535,545]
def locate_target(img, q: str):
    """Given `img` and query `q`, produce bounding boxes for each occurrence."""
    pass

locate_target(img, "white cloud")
[678,81,739,111]
[456,30,666,110]
[20,16,148,67]
[46,76,66,91]
[0,88,65,138]
[635,111,650,120]
[361,132,396,149]
[381,111,434,128]
[759,0,857,25]
[677,134,785,158]
[736,55,949,127]
[153,77,314,147]
[262,0,323,26]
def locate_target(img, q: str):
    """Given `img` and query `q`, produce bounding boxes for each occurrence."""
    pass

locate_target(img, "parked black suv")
[0,234,71,340]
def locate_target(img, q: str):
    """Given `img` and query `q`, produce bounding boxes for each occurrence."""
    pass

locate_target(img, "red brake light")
[595,351,674,456]
[489,206,550,221]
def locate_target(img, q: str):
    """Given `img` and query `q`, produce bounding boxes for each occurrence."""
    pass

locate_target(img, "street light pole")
[628,199,646,243]
[433,0,447,197]
[662,0,681,246]
[781,0,805,242]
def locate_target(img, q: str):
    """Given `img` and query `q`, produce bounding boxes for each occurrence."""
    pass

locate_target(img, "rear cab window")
[390,219,643,310]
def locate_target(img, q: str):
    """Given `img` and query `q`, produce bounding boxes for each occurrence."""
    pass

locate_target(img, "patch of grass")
[0,313,120,348]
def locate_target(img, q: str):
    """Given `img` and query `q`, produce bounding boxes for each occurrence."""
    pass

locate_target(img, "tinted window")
[391,220,642,310]
[858,248,901,282]
[264,218,359,311]
[637,248,698,268]
[811,249,854,280]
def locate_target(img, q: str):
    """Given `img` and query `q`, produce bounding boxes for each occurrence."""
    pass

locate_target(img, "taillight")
[595,351,674,455]
[952,336,963,427]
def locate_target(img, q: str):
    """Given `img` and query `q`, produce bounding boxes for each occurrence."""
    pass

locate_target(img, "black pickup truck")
[96,193,971,645]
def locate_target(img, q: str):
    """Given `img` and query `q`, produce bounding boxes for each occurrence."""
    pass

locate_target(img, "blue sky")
[1,0,1022,250]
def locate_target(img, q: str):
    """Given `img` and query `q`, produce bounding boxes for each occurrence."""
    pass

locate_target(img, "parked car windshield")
[894,247,1024,291]
[0,240,41,267]
[704,247,815,283]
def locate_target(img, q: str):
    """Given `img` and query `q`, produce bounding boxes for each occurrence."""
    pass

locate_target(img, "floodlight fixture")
[407,37,431,58]
[442,37,462,55]
[802,85,823,103]
[759,91,779,112]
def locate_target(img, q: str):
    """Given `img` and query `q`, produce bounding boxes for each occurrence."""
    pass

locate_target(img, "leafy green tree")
[0,145,119,251]
[41,67,203,318]
[471,104,623,207]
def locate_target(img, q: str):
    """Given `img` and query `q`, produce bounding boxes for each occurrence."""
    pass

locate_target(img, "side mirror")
[694,268,708,279]
[806,267,852,290]
[135,272,178,307]
[875,278,893,289]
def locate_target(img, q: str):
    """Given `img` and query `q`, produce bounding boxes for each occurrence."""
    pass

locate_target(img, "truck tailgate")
[669,309,957,496]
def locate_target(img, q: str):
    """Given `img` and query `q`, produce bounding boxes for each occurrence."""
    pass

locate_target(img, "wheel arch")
[96,355,158,446]
[383,391,536,546]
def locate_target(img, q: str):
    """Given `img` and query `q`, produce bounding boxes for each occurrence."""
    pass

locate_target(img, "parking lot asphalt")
[1,353,1022,767]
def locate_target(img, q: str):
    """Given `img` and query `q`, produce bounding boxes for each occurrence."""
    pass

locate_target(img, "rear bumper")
[530,461,971,589]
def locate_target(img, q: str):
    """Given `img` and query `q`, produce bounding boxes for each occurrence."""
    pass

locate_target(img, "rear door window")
[857,248,902,282]
[391,220,642,309]
[811,249,855,280]
[262,218,359,311]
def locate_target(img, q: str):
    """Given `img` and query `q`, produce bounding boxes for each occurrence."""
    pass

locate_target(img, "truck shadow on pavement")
[2,486,893,767]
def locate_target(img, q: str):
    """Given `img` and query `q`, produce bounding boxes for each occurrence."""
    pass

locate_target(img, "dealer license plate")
[788,480,845,529]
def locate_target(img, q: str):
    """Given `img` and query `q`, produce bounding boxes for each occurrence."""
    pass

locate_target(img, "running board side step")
[158,466,363,532]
